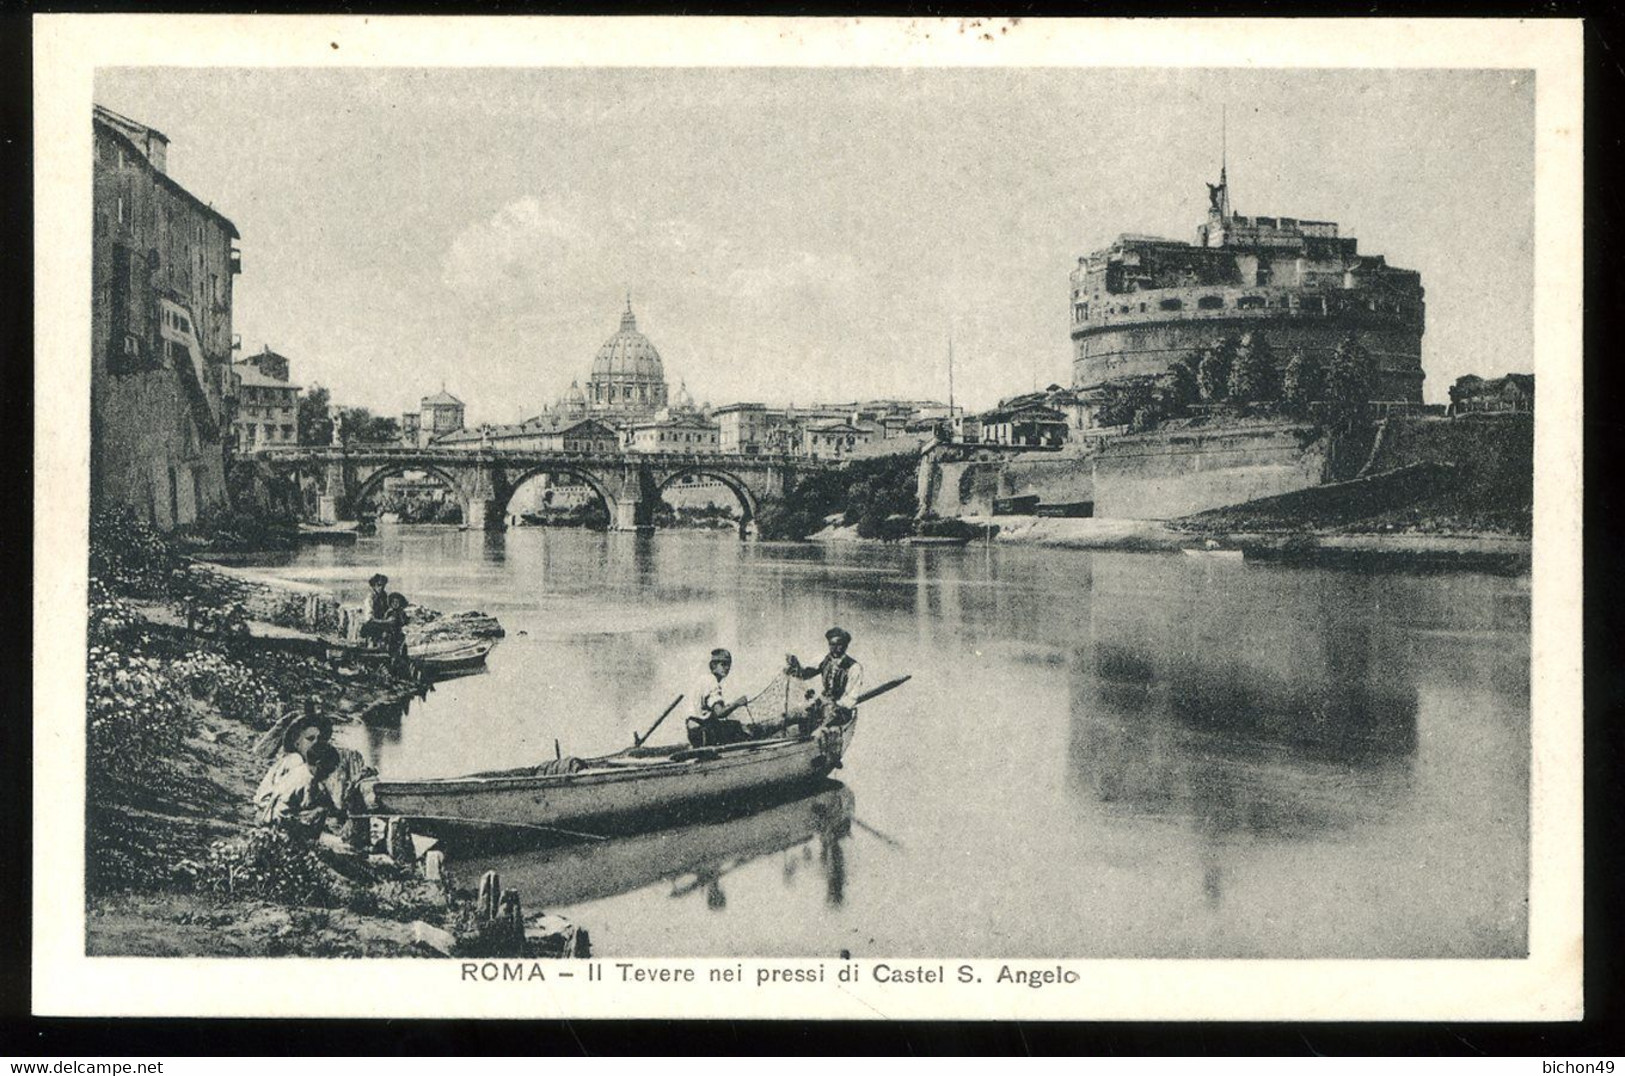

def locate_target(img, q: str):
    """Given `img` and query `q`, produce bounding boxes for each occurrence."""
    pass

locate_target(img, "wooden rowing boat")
[372,717,859,836]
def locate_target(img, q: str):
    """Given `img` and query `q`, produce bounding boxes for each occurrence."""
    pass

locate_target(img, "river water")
[242,525,1529,959]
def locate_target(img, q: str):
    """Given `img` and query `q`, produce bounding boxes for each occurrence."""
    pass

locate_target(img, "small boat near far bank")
[1181,547,1245,561]
[1182,538,1245,561]
[901,535,975,547]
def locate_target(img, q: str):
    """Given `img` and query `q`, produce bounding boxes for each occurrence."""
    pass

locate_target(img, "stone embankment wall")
[916,414,1530,523]
[917,445,1096,518]
[1090,424,1328,519]
[999,453,1096,507]
[1359,414,1532,486]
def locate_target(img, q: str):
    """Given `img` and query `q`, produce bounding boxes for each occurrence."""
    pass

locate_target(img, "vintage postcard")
[32,16,1582,1020]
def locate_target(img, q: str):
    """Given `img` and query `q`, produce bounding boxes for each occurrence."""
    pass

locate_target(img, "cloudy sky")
[95,66,1533,421]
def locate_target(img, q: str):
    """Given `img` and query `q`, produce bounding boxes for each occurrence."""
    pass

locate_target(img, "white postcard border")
[32,15,1584,1021]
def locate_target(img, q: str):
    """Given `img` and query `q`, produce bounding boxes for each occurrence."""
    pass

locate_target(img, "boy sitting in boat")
[687,648,752,747]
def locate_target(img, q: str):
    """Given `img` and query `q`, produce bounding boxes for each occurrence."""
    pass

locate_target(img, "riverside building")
[92,105,242,529]
[1069,168,1425,411]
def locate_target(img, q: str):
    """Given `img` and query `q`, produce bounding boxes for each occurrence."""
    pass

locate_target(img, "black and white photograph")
[33,16,1582,1021]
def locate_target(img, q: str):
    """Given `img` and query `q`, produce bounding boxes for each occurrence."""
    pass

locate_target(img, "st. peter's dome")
[587,299,669,413]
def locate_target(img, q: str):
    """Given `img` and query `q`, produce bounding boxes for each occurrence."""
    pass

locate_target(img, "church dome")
[590,301,665,383]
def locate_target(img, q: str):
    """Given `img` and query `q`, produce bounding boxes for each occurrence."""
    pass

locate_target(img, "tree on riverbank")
[757,453,919,541]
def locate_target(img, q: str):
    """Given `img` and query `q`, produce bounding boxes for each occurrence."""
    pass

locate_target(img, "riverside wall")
[917,414,1529,524]
[1360,413,1533,487]
[1090,424,1329,520]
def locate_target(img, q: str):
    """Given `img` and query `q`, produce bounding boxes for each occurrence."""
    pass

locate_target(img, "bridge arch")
[653,465,760,524]
[499,465,620,526]
[351,463,471,521]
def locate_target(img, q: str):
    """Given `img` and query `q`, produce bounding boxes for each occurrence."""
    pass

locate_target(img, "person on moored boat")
[359,573,405,654]
[782,626,865,735]
[686,648,752,747]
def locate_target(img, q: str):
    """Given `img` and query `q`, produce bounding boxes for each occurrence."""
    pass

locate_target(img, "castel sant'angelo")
[1069,165,1426,403]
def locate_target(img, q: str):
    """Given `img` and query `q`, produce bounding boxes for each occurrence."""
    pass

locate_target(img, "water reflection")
[1069,556,1419,843]
[283,528,1527,957]
[469,783,855,912]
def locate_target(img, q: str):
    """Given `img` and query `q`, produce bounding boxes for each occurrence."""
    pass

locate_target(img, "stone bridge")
[259,447,836,532]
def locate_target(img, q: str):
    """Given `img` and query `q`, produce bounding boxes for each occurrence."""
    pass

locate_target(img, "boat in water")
[373,716,860,838]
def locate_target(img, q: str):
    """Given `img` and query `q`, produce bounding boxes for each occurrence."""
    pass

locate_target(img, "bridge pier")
[464,497,505,532]
[612,496,654,533]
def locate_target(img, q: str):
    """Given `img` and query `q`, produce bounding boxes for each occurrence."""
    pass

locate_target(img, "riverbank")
[981,515,1528,570]
[84,508,540,957]
[808,511,1528,570]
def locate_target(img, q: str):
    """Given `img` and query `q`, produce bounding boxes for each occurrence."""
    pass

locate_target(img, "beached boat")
[372,717,861,837]
[411,639,496,676]
[297,522,360,545]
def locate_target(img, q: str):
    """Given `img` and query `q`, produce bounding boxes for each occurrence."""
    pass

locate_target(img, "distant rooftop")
[233,365,300,390]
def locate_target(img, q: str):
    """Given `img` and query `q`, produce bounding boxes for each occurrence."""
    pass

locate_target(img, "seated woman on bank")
[255,711,376,851]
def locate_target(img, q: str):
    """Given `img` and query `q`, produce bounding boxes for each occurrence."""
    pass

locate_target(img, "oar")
[371,812,608,843]
[853,816,905,850]
[854,675,911,706]
[634,694,685,747]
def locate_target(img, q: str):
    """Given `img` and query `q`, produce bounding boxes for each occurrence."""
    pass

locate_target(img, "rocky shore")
[84,508,560,958]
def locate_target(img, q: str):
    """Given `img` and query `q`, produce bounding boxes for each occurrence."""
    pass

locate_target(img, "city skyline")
[94,66,1535,425]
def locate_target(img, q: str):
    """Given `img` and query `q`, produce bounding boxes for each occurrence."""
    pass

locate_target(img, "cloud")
[440,193,602,298]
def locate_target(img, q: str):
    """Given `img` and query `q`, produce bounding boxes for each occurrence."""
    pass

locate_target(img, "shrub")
[90,504,181,598]
[86,646,196,791]
[88,579,145,642]
[170,651,281,727]
[195,827,334,906]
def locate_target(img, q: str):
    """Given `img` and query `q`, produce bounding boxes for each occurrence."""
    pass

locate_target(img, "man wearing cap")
[784,627,865,733]
[687,648,752,747]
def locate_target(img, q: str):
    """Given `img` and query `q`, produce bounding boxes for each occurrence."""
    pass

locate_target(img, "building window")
[1236,295,1266,310]
[1197,295,1224,310]
[281,424,293,440]
[1159,298,1183,312]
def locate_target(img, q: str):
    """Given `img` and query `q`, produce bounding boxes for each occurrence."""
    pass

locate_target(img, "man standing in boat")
[784,626,865,733]
[687,647,752,747]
